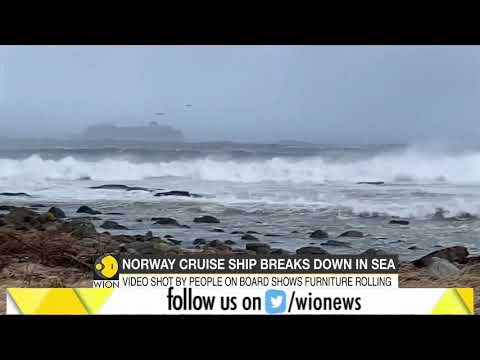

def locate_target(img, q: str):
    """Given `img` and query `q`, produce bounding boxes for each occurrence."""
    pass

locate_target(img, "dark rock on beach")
[90,184,150,192]
[106,212,125,216]
[0,192,31,197]
[241,234,258,241]
[193,238,206,245]
[77,206,102,215]
[48,207,66,219]
[309,229,329,239]
[0,205,15,211]
[100,220,129,230]
[224,240,237,245]
[152,217,182,227]
[231,231,244,235]
[296,246,329,256]
[246,243,271,255]
[63,218,97,238]
[246,230,260,234]
[193,215,220,224]
[321,240,352,248]
[205,240,231,251]
[357,181,384,185]
[338,230,364,238]
[412,246,469,267]
[389,219,410,225]
[211,228,224,233]
[154,190,200,197]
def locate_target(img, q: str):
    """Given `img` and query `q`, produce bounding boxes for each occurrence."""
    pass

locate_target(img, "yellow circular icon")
[95,255,119,279]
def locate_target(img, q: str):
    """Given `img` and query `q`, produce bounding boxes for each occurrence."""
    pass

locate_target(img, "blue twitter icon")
[265,289,287,314]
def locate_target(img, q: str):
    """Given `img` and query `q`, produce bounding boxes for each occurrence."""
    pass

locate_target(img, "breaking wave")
[1,149,480,183]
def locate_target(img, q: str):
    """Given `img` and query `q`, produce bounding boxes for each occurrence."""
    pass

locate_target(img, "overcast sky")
[0,45,479,143]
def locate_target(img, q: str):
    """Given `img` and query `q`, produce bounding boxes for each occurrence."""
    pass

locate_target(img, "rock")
[321,240,352,248]
[296,246,329,256]
[100,220,129,230]
[5,207,38,225]
[0,192,31,197]
[338,230,363,238]
[152,217,182,227]
[224,240,237,245]
[48,207,66,219]
[170,239,182,245]
[193,215,220,224]
[155,191,192,197]
[144,231,154,241]
[246,230,260,234]
[412,246,469,267]
[76,205,102,215]
[29,204,46,208]
[246,243,271,255]
[357,181,384,185]
[63,219,97,238]
[425,257,461,278]
[360,248,389,257]
[389,219,409,225]
[211,228,225,233]
[136,219,143,222]
[0,205,15,211]
[265,233,282,237]
[310,230,329,239]
[125,187,150,192]
[241,234,259,241]
[205,240,231,251]
[38,212,57,223]
[193,238,206,245]
[106,212,125,215]
[129,242,154,255]
[408,246,422,250]
[231,231,244,235]
[164,234,174,238]
[270,248,292,255]
[291,230,299,234]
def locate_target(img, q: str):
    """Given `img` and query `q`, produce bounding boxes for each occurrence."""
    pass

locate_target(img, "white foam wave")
[1,150,480,183]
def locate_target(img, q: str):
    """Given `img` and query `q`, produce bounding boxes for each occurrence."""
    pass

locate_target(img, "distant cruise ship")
[83,121,184,142]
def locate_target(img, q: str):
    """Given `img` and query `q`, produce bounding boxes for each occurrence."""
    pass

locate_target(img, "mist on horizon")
[1,45,480,144]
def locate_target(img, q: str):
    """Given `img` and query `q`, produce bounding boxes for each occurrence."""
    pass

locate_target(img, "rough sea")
[1,140,480,260]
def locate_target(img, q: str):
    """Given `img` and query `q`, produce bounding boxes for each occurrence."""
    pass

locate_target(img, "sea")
[1,139,480,260]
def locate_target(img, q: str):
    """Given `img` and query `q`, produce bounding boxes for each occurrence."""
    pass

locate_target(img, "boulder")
[193,238,206,245]
[205,240,231,251]
[63,219,97,238]
[270,248,292,255]
[76,205,102,215]
[246,230,261,234]
[0,192,31,197]
[241,234,258,241]
[155,191,192,197]
[309,230,329,239]
[90,184,130,190]
[246,243,271,255]
[425,257,461,278]
[231,231,244,235]
[321,240,352,248]
[224,240,237,245]
[357,181,384,185]
[338,230,363,238]
[193,215,220,224]
[412,246,469,267]
[100,220,129,230]
[48,207,66,219]
[389,219,409,225]
[152,217,182,227]
[211,228,225,233]
[296,246,329,256]
[0,205,15,211]
[106,212,125,215]
[5,207,38,225]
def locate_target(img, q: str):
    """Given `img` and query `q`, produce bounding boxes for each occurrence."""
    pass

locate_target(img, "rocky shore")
[1,205,479,314]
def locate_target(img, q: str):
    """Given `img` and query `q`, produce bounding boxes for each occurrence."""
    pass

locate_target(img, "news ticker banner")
[3,254,475,314]
[6,288,474,315]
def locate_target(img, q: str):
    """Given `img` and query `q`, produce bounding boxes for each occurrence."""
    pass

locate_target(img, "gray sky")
[1,45,479,143]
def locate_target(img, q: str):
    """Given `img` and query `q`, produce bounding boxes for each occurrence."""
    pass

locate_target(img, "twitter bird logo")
[265,289,287,314]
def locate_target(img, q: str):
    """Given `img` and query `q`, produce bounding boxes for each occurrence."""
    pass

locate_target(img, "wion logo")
[93,255,120,288]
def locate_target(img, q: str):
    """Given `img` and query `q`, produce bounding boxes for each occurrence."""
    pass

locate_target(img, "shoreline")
[1,206,479,314]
